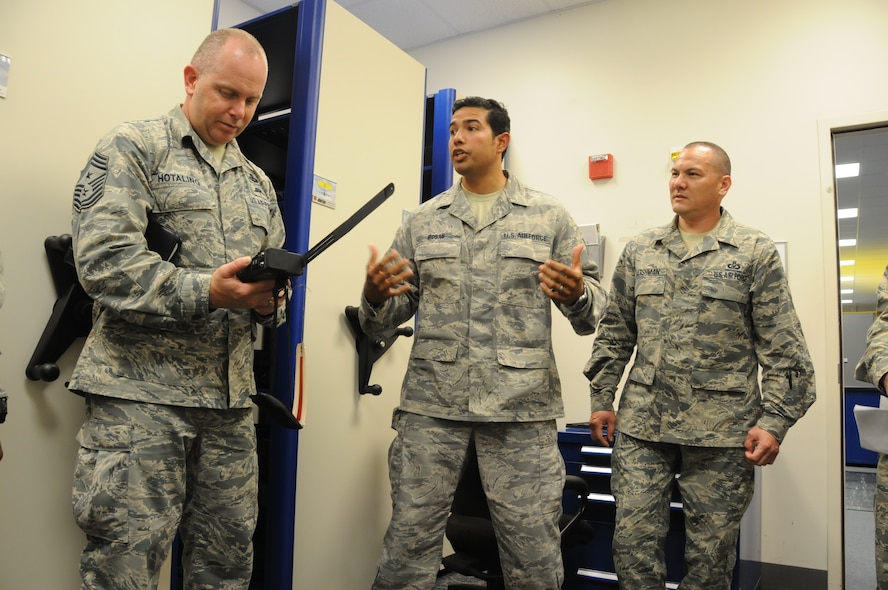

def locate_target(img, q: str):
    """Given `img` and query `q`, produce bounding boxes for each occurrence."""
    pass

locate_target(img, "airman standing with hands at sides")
[584,141,816,589]
[361,96,606,589]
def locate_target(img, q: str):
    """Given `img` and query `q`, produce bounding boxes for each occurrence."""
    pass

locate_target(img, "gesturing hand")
[539,243,585,304]
[364,246,413,304]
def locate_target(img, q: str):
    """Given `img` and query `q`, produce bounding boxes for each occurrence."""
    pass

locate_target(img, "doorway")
[834,124,888,590]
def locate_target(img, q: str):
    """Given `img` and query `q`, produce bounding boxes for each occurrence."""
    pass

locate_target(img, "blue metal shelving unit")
[422,87,455,202]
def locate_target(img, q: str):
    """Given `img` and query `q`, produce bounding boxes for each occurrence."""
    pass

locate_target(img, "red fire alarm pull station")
[588,154,613,180]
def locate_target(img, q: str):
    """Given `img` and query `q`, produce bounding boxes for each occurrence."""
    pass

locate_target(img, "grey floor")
[846,466,877,590]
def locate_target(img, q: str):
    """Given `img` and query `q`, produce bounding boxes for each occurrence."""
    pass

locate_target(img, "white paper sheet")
[853,404,888,454]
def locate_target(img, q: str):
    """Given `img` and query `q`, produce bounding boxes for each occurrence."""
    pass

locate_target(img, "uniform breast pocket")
[246,197,271,237]
[701,276,748,304]
[416,240,461,304]
[699,275,750,333]
[701,276,749,314]
[151,184,218,231]
[635,275,666,298]
[498,240,550,308]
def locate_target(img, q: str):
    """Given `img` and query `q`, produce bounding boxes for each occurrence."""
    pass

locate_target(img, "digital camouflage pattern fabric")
[69,103,283,589]
[585,209,815,446]
[363,173,606,589]
[70,106,285,409]
[73,395,257,589]
[360,174,606,423]
[372,412,565,589]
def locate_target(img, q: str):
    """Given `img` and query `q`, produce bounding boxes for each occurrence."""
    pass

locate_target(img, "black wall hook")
[26,235,94,382]
[344,305,413,395]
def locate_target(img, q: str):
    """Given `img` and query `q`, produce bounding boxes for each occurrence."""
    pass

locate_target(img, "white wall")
[0,1,213,589]
[409,0,888,583]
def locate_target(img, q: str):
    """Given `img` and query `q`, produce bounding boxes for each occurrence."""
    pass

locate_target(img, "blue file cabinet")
[559,428,686,589]
[845,387,882,467]
[559,427,757,589]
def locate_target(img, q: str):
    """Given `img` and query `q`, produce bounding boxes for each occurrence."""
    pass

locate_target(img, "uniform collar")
[169,105,244,171]
[433,171,529,209]
[652,208,739,245]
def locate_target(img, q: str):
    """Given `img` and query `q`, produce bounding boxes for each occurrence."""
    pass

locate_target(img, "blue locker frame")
[422,88,455,202]
[265,0,325,587]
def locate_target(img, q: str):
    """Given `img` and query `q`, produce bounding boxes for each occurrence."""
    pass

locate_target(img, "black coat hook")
[344,305,413,395]
[26,235,94,382]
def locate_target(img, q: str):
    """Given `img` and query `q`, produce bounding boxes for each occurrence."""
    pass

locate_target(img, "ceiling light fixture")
[835,163,860,179]
[837,208,859,219]
[841,260,856,266]
[839,239,857,247]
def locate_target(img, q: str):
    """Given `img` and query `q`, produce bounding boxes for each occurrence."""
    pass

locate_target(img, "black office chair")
[438,438,593,589]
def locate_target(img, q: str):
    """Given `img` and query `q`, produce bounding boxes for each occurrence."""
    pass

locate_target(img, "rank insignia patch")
[73,152,109,212]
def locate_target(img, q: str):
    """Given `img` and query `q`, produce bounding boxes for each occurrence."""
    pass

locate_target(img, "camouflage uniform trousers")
[876,452,888,589]
[372,410,566,590]
[72,394,258,590]
[611,433,753,590]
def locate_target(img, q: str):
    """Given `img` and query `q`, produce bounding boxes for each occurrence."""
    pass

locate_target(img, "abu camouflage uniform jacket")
[585,209,815,446]
[360,173,606,422]
[69,106,284,409]
[855,265,888,392]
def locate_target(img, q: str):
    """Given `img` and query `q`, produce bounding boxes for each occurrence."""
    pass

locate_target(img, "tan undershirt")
[463,186,503,226]
[208,144,226,167]
[680,227,709,251]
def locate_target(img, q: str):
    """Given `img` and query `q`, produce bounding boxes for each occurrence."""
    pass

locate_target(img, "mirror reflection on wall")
[836,125,888,590]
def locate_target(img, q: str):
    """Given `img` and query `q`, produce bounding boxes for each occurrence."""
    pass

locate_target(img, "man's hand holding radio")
[210,256,286,314]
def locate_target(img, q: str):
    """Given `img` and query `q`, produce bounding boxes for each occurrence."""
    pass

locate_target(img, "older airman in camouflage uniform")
[585,142,815,589]
[69,29,285,590]
[362,97,606,589]
[854,264,888,589]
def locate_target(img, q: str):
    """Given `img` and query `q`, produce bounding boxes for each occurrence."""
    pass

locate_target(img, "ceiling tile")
[236,0,603,50]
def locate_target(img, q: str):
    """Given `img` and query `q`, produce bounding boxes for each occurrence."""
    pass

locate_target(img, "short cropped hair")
[684,141,731,176]
[452,96,510,137]
[191,28,267,75]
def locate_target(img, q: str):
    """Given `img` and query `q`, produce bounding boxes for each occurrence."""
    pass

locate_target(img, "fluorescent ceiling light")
[842,299,854,304]
[835,163,860,179]
[841,260,856,266]
[837,208,859,219]
[841,276,854,282]
[839,239,857,247]
[841,289,854,294]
